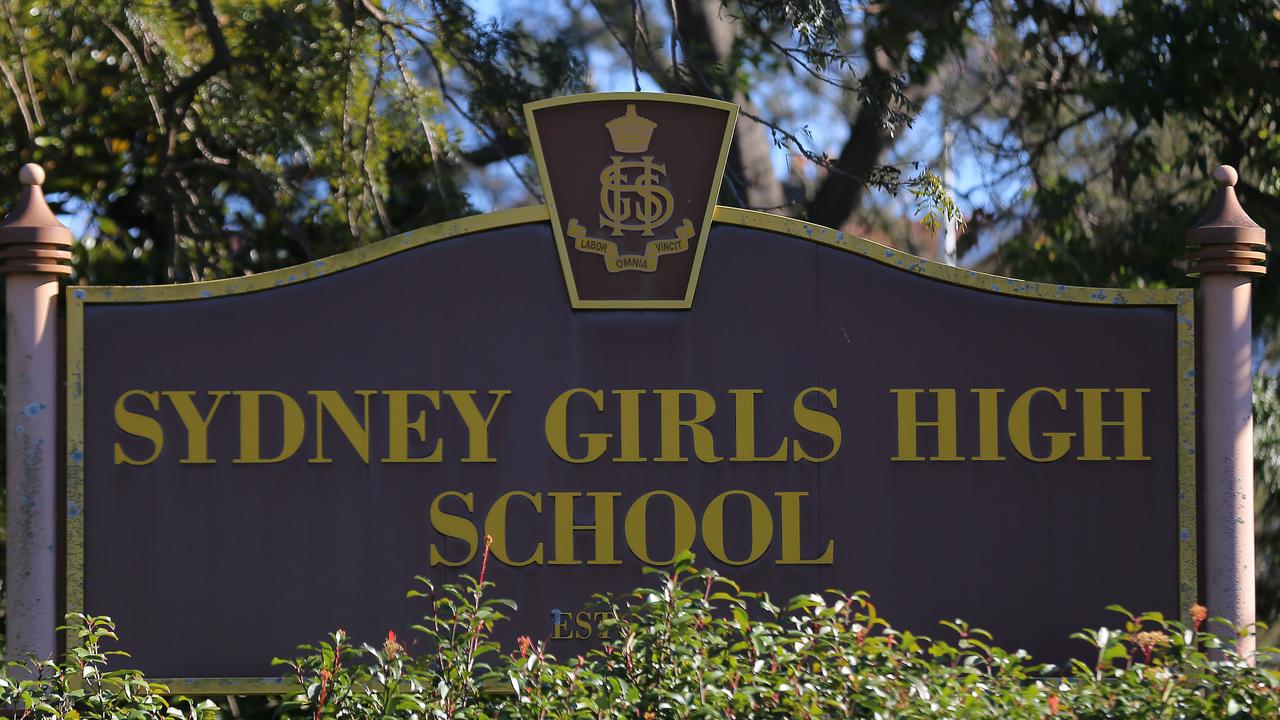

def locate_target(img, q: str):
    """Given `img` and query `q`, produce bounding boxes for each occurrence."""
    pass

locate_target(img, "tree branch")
[166,0,231,113]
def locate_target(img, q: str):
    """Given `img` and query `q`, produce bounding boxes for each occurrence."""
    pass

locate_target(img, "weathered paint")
[1200,274,1255,656]
[6,274,60,665]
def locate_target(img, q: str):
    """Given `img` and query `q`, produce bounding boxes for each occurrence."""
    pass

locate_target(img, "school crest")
[525,93,737,309]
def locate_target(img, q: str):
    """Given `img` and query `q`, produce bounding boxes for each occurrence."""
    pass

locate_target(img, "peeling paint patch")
[69,450,84,463]
[67,501,81,519]
[73,288,86,299]
[23,402,45,417]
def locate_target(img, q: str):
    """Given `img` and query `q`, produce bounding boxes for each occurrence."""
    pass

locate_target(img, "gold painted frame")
[66,204,1196,695]
[523,92,738,309]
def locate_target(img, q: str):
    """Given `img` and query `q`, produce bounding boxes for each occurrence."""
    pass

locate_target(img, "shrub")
[0,613,217,719]
[275,553,1278,719]
[4,552,1278,719]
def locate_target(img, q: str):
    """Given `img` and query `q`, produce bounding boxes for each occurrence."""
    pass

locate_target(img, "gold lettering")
[793,387,842,462]
[891,388,960,461]
[730,389,787,462]
[429,491,477,567]
[655,389,721,462]
[309,390,375,464]
[113,390,164,465]
[552,611,572,639]
[972,388,1006,461]
[612,389,647,462]
[545,388,610,463]
[1078,388,1150,460]
[623,490,695,565]
[484,491,544,566]
[163,391,229,464]
[702,490,772,565]
[445,390,510,463]
[233,391,304,464]
[1008,387,1073,462]
[776,491,835,564]
[383,390,442,463]
[549,491,622,565]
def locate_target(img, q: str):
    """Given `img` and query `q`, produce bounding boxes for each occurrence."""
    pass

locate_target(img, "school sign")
[0,93,1266,692]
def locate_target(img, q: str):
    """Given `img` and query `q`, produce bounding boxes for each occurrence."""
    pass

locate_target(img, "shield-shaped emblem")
[525,93,737,309]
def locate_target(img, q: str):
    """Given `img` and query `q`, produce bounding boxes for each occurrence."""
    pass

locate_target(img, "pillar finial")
[0,163,73,276]
[1186,164,1266,276]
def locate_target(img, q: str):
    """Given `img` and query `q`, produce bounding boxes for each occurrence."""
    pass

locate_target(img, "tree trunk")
[673,0,784,210]
[806,51,948,230]
[805,68,897,230]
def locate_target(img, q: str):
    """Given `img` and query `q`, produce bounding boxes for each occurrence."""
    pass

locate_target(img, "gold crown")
[605,104,657,153]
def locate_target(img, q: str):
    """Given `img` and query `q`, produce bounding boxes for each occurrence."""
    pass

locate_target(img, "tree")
[1,0,972,288]
[0,0,585,284]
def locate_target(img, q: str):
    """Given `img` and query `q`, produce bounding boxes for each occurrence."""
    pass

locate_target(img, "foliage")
[0,0,584,285]
[983,0,1279,299]
[1255,375,1280,633]
[11,558,1273,719]
[0,613,217,719]
[0,0,980,288]
[274,555,514,719]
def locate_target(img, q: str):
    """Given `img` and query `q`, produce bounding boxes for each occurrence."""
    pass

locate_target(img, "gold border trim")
[67,203,1196,694]
[1176,292,1197,617]
[712,207,1191,305]
[65,206,549,304]
[524,92,738,309]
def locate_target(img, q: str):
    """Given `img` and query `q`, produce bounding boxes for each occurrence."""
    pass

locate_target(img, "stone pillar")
[0,164,72,662]
[1187,164,1265,658]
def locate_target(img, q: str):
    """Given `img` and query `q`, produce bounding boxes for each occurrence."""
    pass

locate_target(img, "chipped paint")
[6,275,62,664]
[1175,291,1198,619]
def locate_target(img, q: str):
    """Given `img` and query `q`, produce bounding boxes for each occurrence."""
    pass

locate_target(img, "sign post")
[1187,164,1266,657]
[0,164,72,663]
